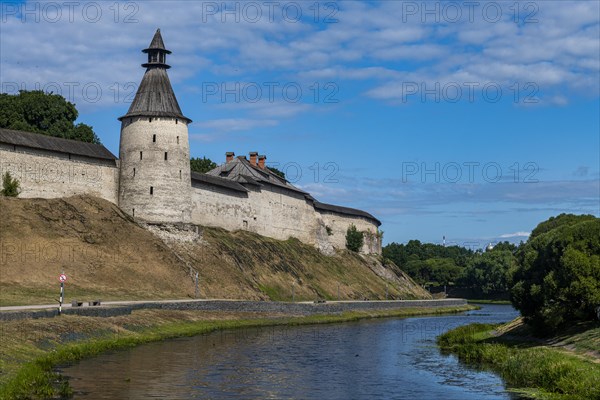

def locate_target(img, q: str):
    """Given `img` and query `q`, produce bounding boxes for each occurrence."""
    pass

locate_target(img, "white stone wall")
[119,117,192,223]
[191,183,317,244]
[191,184,255,232]
[0,138,382,255]
[247,185,318,244]
[190,180,381,255]
[0,146,119,203]
[317,210,382,254]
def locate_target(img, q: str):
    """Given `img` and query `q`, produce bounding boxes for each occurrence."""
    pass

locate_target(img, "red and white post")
[58,273,67,315]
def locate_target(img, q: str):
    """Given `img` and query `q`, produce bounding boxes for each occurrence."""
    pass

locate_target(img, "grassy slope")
[0,305,475,399]
[438,319,600,399]
[0,195,430,306]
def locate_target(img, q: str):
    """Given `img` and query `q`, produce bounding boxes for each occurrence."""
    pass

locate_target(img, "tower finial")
[142,28,171,69]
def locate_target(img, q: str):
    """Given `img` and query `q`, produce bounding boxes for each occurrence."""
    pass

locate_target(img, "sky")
[1,0,599,248]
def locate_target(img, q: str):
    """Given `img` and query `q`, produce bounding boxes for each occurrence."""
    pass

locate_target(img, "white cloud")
[1,0,598,112]
[499,232,531,238]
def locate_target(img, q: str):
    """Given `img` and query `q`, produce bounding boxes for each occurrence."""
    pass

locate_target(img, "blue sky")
[1,1,599,247]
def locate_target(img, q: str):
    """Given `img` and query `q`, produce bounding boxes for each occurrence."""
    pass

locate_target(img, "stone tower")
[118,29,192,223]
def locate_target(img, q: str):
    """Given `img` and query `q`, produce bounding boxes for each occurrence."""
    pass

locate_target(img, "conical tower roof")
[143,28,171,53]
[119,29,191,123]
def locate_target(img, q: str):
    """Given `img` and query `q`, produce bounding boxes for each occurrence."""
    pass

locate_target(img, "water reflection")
[61,304,520,399]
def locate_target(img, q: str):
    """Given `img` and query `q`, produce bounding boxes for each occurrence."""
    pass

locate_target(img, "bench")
[88,300,101,307]
[71,300,83,307]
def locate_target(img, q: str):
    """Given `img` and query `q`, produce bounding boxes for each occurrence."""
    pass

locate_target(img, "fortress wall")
[190,183,317,243]
[0,146,119,203]
[247,185,318,244]
[190,180,383,255]
[317,210,382,254]
[190,184,254,231]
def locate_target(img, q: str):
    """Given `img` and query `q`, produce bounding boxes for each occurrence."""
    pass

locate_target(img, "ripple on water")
[60,304,520,400]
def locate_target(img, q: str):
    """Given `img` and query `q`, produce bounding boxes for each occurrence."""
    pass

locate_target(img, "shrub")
[345,224,364,252]
[1,172,20,197]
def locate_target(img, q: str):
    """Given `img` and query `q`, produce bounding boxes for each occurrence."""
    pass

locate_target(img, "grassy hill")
[0,195,430,306]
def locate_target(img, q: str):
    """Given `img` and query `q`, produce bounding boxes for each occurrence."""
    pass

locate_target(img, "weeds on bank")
[437,323,600,399]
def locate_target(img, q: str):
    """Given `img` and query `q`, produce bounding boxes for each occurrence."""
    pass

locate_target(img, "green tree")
[383,240,474,285]
[346,224,364,252]
[427,258,462,286]
[1,172,20,197]
[267,166,285,179]
[489,241,518,253]
[190,157,217,173]
[461,250,517,294]
[0,90,100,144]
[511,214,600,334]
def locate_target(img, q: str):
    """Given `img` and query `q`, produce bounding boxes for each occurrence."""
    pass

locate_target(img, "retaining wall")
[0,299,467,321]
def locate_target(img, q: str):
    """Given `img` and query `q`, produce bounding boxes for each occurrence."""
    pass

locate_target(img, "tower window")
[153,134,156,143]
[176,119,178,124]
[179,170,182,179]
[176,136,179,144]
[132,208,135,217]
[149,117,152,123]
[150,186,154,195]
[164,152,168,160]
[140,151,143,160]
[133,167,136,177]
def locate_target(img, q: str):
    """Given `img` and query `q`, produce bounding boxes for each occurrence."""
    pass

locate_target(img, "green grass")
[467,299,512,305]
[438,323,600,399]
[0,305,474,399]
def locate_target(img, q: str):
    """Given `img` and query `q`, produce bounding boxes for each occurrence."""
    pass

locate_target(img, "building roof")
[206,156,381,225]
[191,171,248,193]
[207,156,309,196]
[119,30,190,123]
[0,128,117,161]
[313,201,382,226]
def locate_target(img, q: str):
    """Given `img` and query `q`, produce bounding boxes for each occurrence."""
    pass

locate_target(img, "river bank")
[0,303,476,399]
[437,320,600,399]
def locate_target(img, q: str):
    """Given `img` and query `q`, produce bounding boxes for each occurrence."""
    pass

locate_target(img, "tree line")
[384,214,600,334]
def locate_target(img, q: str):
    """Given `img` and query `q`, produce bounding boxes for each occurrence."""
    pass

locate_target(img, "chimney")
[226,152,235,163]
[249,152,258,166]
[258,155,267,169]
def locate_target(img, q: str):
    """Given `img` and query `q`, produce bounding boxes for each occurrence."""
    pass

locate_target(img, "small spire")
[146,28,169,52]
[142,28,171,69]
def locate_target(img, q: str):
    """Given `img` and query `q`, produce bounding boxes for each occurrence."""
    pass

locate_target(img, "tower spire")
[118,29,191,123]
[142,28,171,69]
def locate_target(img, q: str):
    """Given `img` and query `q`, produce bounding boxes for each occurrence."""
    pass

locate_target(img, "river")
[60,304,519,399]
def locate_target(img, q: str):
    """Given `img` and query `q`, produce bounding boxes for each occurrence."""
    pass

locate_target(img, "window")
[176,119,178,124]
[150,186,154,195]
[164,152,168,160]
[140,151,143,160]
[179,170,182,180]
[132,209,135,217]
[153,134,156,143]
[177,136,179,144]
[149,117,152,123]
[133,168,136,177]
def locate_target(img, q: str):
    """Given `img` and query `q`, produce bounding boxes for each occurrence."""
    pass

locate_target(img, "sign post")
[58,273,67,315]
